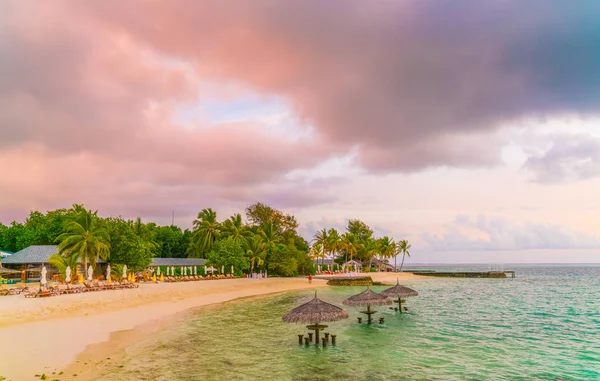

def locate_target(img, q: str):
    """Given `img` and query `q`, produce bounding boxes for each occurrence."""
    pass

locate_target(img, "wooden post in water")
[304,337,310,346]
[308,332,313,342]
[298,334,304,345]
[331,335,337,345]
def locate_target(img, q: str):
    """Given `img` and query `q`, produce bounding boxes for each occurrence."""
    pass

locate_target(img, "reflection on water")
[94,267,600,381]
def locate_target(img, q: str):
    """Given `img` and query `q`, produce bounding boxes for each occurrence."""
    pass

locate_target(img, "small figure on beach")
[308,275,312,284]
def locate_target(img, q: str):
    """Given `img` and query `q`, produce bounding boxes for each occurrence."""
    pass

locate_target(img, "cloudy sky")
[2,1,600,263]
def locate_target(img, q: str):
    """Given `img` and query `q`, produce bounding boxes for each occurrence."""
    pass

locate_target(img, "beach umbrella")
[380,279,418,312]
[106,264,111,282]
[343,288,392,324]
[171,266,175,276]
[283,291,349,344]
[221,265,224,274]
[122,265,127,280]
[204,265,207,274]
[65,266,71,283]
[40,265,47,288]
[194,267,197,276]
[265,270,268,278]
[87,265,93,281]
[231,265,234,275]
[166,267,169,276]
[157,267,161,276]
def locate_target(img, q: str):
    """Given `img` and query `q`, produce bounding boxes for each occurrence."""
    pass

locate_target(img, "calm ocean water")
[93,266,600,381]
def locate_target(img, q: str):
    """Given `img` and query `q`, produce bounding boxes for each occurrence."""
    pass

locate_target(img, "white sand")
[0,272,425,380]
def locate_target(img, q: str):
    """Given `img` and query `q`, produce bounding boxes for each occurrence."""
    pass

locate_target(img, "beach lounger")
[24,290,55,298]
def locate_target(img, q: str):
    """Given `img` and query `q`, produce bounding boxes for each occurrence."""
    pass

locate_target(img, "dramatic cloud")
[2,0,600,233]
[423,215,600,251]
[76,0,600,171]
[523,134,600,183]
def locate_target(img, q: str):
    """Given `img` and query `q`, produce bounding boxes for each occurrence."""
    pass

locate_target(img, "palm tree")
[222,213,249,243]
[340,233,363,272]
[190,208,220,257]
[309,242,324,271]
[55,205,110,278]
[243,235,267,273]
[259,221,280,249]
[397,239,412,272]
[326,228,341,267]
[312,229,328,268]
[363,238,380,271]
[48,253,79,281]
[377,236,395,271]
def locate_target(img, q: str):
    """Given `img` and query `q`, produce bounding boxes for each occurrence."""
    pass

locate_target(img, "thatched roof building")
[283,292,348,324]
[343,288,392,307]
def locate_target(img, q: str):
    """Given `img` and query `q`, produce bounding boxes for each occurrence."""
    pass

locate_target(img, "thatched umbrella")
[381,279,418,313]
[283,291,348,344]
[343,288,392,324]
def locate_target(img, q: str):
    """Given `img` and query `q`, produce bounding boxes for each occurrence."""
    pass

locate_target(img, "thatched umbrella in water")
[380,279,418,313]
[343,288,392,324]
[283,291,348,344]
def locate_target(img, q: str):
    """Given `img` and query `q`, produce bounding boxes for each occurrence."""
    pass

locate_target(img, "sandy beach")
[0,272,425,380]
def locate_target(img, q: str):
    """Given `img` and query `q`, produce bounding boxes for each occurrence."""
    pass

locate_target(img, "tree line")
[0,203,411,276]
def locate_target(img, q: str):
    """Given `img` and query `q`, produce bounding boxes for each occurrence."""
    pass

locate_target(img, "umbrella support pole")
[306,324,327,345]
[360,305,376,324]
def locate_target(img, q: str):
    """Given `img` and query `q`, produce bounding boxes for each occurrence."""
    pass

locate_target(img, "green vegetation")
[0,203,412,276]
[310,219,411,272]
[327,277,373,286]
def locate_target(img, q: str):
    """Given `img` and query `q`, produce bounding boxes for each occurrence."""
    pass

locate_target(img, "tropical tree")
[243,235,267,273]
[259,221,280,249]
[56,205,110,277]
[207,237,250,274]
[221,213,249,243]
[190,208,221,257]
[397,239,412,272]
[377,236,395,271]
[326,228,341,264]
[363,238,380,270]
[340,233,363,271]
[48,253,79,281]
[312,229,328,267]
[309,242,325,271]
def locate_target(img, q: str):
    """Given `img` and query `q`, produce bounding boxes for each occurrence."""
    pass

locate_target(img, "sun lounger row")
[162,274,236,282]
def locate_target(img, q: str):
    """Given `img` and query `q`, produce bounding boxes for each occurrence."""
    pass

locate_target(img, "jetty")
[412,270,515,278]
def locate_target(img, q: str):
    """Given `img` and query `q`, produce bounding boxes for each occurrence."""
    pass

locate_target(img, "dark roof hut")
[343,288,392,324]
[380,279,418,312]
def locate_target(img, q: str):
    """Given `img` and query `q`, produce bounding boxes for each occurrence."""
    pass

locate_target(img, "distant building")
[1,245,59,269]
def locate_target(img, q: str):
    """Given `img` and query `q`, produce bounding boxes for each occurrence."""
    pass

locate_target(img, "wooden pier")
[413,271,515,278]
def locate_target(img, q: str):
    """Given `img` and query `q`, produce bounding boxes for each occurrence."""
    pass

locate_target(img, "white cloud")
[423,214,600,251]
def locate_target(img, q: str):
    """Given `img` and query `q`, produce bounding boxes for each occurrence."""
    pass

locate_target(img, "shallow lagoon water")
[94,267,600,380]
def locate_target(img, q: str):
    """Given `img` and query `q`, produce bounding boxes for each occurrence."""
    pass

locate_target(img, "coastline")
[0,273,425,380]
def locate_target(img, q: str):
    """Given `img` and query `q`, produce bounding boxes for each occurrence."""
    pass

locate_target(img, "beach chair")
[83,281,100,292]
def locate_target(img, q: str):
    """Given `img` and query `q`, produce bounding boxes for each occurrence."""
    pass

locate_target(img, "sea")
[91,266,599,381]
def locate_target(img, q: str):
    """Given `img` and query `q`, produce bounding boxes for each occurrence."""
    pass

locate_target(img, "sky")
[1,1,600,263]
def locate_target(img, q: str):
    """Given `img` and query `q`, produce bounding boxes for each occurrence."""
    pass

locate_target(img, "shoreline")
[0,273,425,380]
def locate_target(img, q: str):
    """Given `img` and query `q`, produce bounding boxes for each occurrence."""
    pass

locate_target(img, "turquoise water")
[94,267,600,380]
